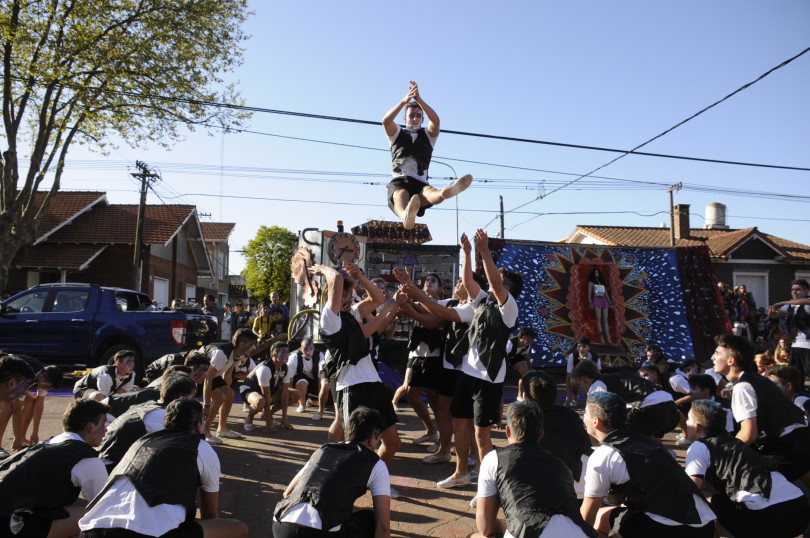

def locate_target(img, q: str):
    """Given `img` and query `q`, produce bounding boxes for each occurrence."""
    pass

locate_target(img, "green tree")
[243,225,297,303]
[0,0,251,290]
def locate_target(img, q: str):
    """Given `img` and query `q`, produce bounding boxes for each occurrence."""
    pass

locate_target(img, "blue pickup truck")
[0,283,217,372]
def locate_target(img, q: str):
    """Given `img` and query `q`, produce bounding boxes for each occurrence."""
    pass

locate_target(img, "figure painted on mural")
[588,268,613,344]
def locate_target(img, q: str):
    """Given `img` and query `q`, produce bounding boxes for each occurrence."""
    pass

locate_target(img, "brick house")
[563,203,810,309]
[7,191,214,307]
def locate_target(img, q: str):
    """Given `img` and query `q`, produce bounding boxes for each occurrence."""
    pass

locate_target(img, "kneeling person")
[79,398,247,538]
[274,407,390,538]
[473,401,595,538]
[685,399,808,538]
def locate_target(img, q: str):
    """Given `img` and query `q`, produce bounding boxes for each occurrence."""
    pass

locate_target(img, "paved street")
[5,378,808,537]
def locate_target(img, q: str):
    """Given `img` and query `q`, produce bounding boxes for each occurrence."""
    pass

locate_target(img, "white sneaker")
[441,174,472,200]
[469,496,478,508]
[402,195,419,230]
[205,434,223,445]
[312,413,322,421]
[242,418,254,432]
[675,437,692,447]
[296,405,306,414]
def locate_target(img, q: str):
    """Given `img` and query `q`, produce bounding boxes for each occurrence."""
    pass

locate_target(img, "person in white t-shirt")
[79,398,247,538]
[382,81,471,230]
[273,406,391,538]
[403,230,522,491]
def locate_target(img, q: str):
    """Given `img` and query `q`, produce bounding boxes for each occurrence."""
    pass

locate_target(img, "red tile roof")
[15,244,107,270]
[22,191,107,241]
[568,225,810,261]
[201,222,235,241]
[48,204,196,245]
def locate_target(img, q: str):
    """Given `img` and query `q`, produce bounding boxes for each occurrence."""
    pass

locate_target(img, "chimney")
[673,204,690,239]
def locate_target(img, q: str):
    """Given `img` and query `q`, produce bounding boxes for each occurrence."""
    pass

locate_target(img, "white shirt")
[286,351,323,383]
[455,290,519,383]
[685,440,803,509]
[206,347,237,377]
[731,381,806,437]
[477,450,590,538]
[79,439,219,536]
[320,305,380,391]
[45,432,108,501]
[566,352,595,374]
[780,304,810,348]
[584,444,715,527]
[386,125,438,183]
[278,457,389,531]
[669,370,691,395]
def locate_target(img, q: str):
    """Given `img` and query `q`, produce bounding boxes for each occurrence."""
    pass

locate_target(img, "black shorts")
[789,346,810,381]
[450,372,503,427]
[292,374,319,396]
[0,512,54,538]
[627,400,679,438]
[339,382,398,431]
[508,354,530,369]
[80,520,203,538]
[211,376,228,390]
[609,508,713,538]
[436,367,460,398]
[408,355,440,389]
[387,177,432,217]
[709,491,809,538]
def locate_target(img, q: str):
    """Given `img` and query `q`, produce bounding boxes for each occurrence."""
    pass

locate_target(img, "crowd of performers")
[1,233,810,537]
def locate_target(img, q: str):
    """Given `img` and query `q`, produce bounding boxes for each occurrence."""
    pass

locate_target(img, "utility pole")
[499,196,505,238]
[132,161,161,292]
[667,182,683,247]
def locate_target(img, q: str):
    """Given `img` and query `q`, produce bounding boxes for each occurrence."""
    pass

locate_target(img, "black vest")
[602,429,704,525]
[540,406,592,479]
[274,442,379,531]
[75,364,133,395]
[390,127,433,177]
[144,352,187,383]
[408,323,444,353]
[295,351,321,380]
[699,434,773,500]
[443,299,469,368]
[787,303,810,338]
[738,371,806,443]
[659,371,681,398]
[242,360,286,394]
[99,400,164,466]
[600,373,658,405]
[202,342,235,361]
[322,311,370,379]
[495,443,596,538]
[506,336,529,362]
[92,429,202,520]
[106,387,161,418]
[0,438,96,517]
[452,298,514,381]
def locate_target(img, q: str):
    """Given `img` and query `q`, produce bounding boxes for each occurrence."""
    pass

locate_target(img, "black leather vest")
[600,373,657,404]
[93,429,202,520]
[495,443,596,538]
[452,298,514,381]
[322,311,370,379]
[99,400,164,466]
[242,360,286,394]
[0,439,96,517]
[202,342,235,361]
[408,323,444,353]
[738,371,806,442]
[699,434,773,500]
[75,364,133,394]
[506,336,529,361]
[787,303,810,338]
[540,406,592,479]
[295,352,320,380]
[106,387,161,418]
[390,127,433,177]
[443,299,469,368]
[274,442,379,531]
[602,429,704,524]
[144,352,187,382]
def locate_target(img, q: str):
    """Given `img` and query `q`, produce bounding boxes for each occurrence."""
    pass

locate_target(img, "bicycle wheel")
[288,308,320,341]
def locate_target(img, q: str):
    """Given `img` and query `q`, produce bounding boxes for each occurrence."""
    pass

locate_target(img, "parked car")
[0,283,216,374]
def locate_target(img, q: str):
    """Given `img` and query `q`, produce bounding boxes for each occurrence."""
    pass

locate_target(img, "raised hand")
[474,228,490,254]
[460,233,471,255]
[393,267,412,285]
[342,261,363,280]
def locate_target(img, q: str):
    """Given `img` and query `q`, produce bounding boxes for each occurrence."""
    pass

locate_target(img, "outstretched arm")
[402,284,461,323]
[474,229,507,305]
[409,81,440,137]
[399,300,446,330]
[309,265,343,315]
[345,262,384,318]
[459,233,480,300]
[382,83,417,136]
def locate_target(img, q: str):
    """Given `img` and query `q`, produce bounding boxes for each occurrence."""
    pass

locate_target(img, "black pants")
[710,492,809,538]
[272,509,375,538]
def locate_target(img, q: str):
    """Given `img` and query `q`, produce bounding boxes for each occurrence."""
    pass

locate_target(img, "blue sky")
[57,1,809,274]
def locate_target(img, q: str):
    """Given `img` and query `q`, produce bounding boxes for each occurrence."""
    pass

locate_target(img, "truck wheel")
[100,345,143,379]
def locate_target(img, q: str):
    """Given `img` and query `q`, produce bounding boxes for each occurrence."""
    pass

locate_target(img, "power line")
[485,45,810,231]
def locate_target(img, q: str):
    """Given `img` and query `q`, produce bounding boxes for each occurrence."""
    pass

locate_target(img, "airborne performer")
[383,81,472,229]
